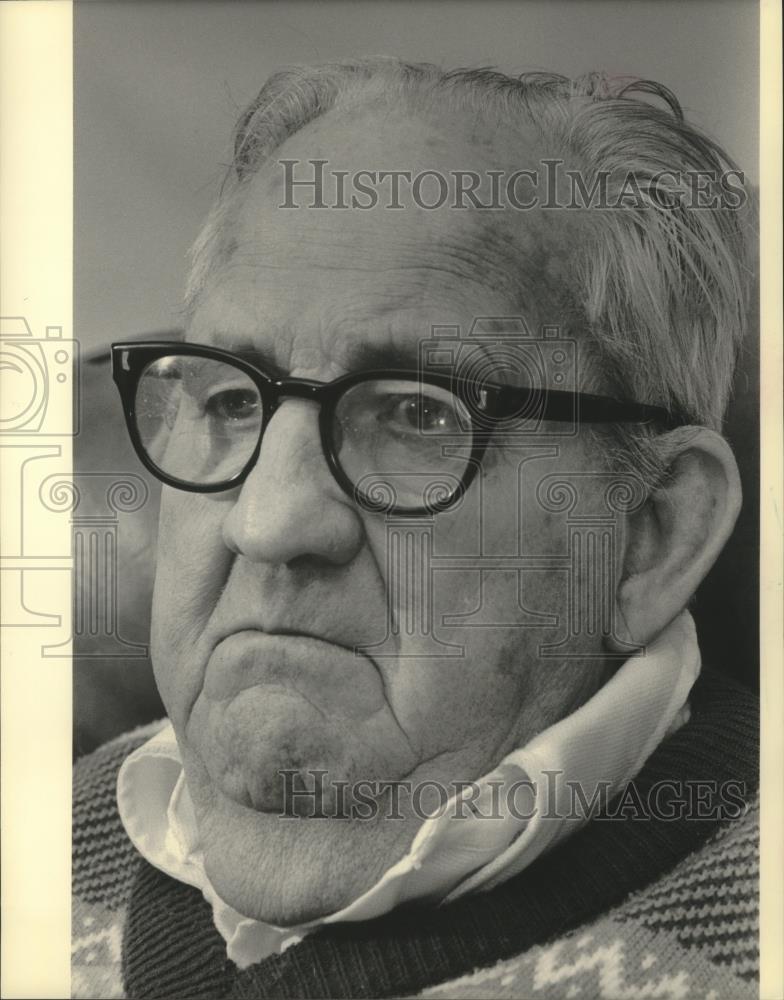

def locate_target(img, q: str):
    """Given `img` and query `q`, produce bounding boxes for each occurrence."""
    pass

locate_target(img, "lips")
[203,629,386,718]
[193,629,394,813]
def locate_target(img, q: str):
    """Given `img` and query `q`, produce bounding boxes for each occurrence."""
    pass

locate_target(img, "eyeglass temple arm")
[486,383,678,428]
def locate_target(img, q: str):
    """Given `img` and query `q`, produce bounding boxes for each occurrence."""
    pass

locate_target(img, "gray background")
[75,0,759,350]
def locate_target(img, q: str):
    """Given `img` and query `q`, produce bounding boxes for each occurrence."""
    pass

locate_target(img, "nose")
[221,399,364,566]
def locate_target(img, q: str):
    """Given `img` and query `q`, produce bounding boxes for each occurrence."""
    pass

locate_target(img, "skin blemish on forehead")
[188,102,594,391]
[200,191,581,320]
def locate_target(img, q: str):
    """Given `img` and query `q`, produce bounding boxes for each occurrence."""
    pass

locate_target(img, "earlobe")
[608,428,742,651]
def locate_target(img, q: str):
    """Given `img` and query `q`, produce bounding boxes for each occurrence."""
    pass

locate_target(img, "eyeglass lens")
[134,355,474,508]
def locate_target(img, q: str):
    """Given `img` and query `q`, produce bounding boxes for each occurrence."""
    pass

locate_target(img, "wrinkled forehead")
[188,107,589,375]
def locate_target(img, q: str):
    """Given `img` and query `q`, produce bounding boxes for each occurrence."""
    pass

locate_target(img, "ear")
[608,428,742,650]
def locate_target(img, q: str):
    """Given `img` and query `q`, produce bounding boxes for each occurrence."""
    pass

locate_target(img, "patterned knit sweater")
[73,670,759,999]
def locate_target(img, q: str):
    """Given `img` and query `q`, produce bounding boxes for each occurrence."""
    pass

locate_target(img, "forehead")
[188,107,586,375]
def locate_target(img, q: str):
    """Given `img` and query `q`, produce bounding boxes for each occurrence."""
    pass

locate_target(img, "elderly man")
[73,60,758,999]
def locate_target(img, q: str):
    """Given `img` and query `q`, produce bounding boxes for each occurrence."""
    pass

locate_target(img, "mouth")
[203,628,384,712]
[256,625,367,657]
[192,628,395,814]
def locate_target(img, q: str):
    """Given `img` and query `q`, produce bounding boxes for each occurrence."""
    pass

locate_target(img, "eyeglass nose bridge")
[263,376,334,415]
[251,375,353,505]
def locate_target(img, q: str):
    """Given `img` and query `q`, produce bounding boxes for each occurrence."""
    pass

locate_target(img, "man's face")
[151,108,615,923]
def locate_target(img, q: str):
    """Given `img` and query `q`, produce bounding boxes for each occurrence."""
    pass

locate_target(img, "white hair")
[186,58,755,483]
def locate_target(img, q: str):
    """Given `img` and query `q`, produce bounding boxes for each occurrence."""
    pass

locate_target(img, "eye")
[388,392,460,434]
[205,387,260,423]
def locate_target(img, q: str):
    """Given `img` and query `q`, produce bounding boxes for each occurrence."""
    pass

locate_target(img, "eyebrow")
[204,331,426,378]
[341,340,424,372]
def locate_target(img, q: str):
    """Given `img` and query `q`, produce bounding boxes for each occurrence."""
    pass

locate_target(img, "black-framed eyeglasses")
[112,341,677,516]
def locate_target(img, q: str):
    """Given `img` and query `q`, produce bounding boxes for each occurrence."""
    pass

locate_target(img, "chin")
[198,799,392,925]
[186,686,396,818]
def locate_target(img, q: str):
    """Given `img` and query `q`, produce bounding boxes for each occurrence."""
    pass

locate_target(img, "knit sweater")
[72,669,759,999]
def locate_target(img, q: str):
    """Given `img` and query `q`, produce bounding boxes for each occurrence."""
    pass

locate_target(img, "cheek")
[358,481,570,757]
[341,455,588,756]
[151,490,232,714]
